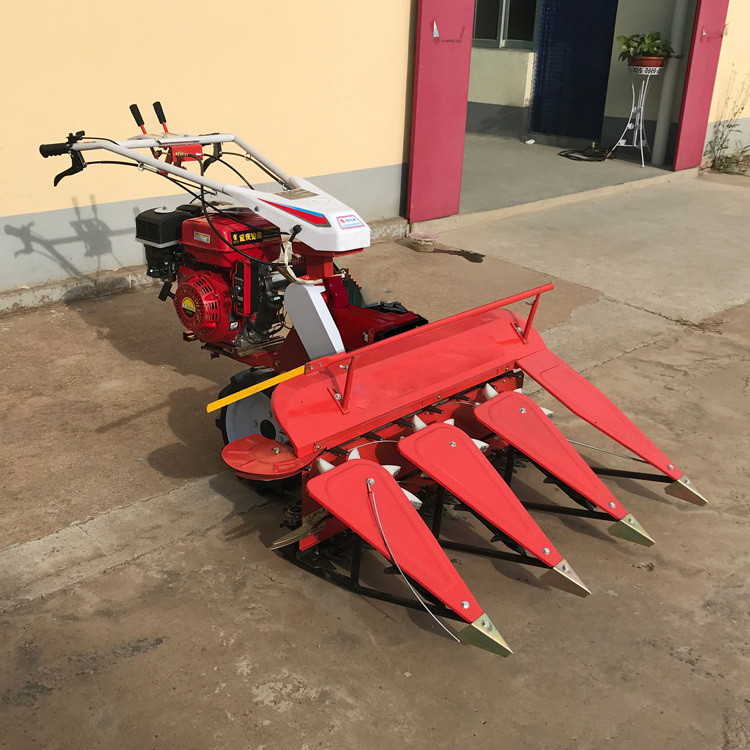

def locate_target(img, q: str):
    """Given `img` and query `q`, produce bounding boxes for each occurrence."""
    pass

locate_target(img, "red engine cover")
[181,211,282,267]
[173,270,234,343]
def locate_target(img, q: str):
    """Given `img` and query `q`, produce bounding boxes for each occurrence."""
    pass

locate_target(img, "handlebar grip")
[153,101,166,125]
[39,143,69,157]
[129,103,145,128]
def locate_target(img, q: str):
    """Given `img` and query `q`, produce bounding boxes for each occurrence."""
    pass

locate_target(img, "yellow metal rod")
[206,366,306,414]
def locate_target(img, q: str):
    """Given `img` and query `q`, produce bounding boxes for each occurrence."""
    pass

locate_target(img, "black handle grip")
[129,103,145,128]
[39,143,69,157]
[153,101,166,124]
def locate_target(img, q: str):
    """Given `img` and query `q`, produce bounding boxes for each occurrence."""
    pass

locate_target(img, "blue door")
[530,0,620,140]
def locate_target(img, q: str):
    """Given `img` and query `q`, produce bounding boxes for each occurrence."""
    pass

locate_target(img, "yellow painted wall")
[709,0,750,123]
[468,48,534,107]
[1,0,415,217]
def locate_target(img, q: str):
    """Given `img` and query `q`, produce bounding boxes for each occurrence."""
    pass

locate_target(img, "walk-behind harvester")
[40,103,707,656]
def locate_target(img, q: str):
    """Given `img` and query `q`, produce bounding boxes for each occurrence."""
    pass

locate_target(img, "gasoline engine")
[136,202,426,363]
[137,205,288,347]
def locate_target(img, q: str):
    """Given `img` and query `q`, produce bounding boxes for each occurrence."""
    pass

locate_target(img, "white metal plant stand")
[609,65,664,167]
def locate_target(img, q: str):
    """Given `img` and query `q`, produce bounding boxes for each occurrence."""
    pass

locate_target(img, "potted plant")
[617,32,675,69]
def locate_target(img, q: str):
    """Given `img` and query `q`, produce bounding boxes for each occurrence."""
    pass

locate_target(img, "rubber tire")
[215,368,299,495]
[216,368,284,446]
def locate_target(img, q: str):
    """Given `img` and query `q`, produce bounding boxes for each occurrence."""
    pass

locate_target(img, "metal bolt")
[449,441,456,448]
[543,547,550,555]
[367,478,375,486]
[315,444,321,450]
[519,407,526,414]
[629,517,635,525]
[562,564,568,571]
[272,447,281,454]
[609,501,616,509]
[334,393,342,400]
[668,464,674,470]
[483,620,492,630]
[275,360,281,367]
[515,325,523,333]
[684,478,690,484]
[461,600,470,609]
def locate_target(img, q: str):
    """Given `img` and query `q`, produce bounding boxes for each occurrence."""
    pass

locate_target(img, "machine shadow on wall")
[5,198,136,282]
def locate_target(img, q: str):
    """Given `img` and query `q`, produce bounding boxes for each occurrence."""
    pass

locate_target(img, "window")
[473,0,538,49]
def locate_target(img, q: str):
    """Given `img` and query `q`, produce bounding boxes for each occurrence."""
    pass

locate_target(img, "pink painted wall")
[675,0,732,170]
[407,0,475,222]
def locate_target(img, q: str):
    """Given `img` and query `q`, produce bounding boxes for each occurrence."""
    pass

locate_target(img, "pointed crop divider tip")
[540,560,591,598]
[458,615,513,657]
[608,513,656,547]
[664,476,708,506]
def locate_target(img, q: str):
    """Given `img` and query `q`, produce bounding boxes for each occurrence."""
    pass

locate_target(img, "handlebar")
[38,129,296,190]
[39,142,70,157]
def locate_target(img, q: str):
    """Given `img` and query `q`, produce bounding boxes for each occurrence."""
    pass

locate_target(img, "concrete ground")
[1,174,749,749]
[460,133,666,214]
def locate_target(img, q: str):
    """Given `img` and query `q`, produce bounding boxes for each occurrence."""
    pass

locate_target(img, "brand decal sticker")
[193,231,211,244]
[336,214,364,229]
[230,228,281,245]
[181,297,196,318]
[231,231,262,245]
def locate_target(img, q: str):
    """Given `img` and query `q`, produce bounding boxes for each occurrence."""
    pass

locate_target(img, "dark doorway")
[530,0,620,141]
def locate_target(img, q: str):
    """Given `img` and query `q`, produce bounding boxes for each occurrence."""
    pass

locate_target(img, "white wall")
[468,48,535,108]
[604,0,698,124]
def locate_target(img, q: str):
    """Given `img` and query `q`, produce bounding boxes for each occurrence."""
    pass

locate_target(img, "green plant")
[617,32,675,62]
[704,68,750,175]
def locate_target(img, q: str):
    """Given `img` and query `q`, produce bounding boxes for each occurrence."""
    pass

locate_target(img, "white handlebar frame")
[73,133,298,194]
[69,133,371,254]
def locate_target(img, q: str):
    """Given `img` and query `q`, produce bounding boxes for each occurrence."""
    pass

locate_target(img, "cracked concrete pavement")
[1,173,749,749]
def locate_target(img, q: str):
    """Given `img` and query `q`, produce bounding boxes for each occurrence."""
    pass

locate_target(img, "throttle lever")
[130,104,148,134]
[153,101,169,133]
